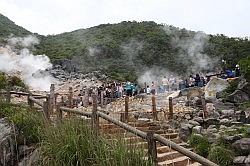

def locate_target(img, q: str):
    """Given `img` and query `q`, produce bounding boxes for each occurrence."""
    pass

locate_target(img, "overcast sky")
[0,0,249,37]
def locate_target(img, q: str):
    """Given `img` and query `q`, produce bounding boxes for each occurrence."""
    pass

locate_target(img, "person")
[169,75,175,91]
[151,82,156,95]
[132,84,138,96]
[125,81,132,96]
[162,76,169,92]
[189,75,195,87]
[235,64,240,77]
[194,74,201,86]
[146,85,151,95]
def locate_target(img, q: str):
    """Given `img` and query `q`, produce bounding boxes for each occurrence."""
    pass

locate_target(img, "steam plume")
[0,35,55,91]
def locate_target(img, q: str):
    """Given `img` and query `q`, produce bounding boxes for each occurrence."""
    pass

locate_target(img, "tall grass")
[39,118,152,166]
[0,101,44,144]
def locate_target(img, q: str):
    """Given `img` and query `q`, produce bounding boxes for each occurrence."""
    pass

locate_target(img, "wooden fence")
[0,85,217,166]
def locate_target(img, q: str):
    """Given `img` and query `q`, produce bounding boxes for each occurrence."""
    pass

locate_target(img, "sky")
[0,0,250,37]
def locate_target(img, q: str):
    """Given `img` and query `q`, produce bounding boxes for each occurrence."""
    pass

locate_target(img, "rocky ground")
[1,60,250,165]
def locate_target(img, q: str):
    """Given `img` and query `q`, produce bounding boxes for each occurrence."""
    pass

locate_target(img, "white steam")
[163,26,218,74]
[7,35,39,48]
[0,35,55,91]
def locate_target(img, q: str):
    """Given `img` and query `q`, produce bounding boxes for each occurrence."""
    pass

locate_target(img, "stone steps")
[99,121,200,166]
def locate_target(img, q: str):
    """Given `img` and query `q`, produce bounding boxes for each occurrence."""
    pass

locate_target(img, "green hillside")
[0,14,249,82]
[0,14,32,43]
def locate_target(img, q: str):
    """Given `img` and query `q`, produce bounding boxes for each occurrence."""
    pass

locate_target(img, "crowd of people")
[78,65,241,103]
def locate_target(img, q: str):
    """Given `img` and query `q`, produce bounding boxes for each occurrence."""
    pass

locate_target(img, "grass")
[0,101,44,144]
[38,118,152,166]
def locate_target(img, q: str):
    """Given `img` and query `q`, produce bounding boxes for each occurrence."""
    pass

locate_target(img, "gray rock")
[233,138,250,155]
[0,118,17,166]
[233,156,246,164]
[219,125,228,130]
[220,118,230,124]
[245,154,250,164]
[226,90,250,103]
[207,125,217,129]
[192,126,203,134]
[221,109,235,116]
[238,79,250,96]
[179,125,191,142]
[192,116,204,123]
[188,120,200,126]
[224,135,242,143]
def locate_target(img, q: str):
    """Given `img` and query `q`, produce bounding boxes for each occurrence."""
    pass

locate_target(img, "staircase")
[99,121,202,166]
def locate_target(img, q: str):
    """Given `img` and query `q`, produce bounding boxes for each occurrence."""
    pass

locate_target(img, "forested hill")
[0,14,31,42]
[0,13,249,81]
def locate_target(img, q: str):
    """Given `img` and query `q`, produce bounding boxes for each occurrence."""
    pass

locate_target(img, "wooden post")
[85,88,89,107]
[6,89,11,103]
[56,104,62,123]
[49,84,55,114]
[101,90,104,107]
[147,131,157,165]
[92,94,99,135]
[152,96,158,121]
[144,82,147,93]
[168,97,173,120]
[27,94,34,108]
[120,112,125,122]
[67,87,73,118]
[125,96,129,123]
[43,100,50,122]
[201,95,208,119]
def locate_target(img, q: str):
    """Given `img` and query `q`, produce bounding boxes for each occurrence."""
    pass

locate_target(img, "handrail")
[28,96,44,107]
[56,106,218,166]
[154,134,218,166]
[60,107,92,116]
[97,111,147,139]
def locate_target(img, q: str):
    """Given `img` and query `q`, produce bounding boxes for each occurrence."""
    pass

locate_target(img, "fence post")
[56,104,62,123]
[27,94,34,108]
[49,84,55,114]
[100,90,104,107]
[43,100,50,122]
[168,97,173,120]
[124,96,129,123]
[6,89,11,103]
[147,130,157,165]
[85,88,89,107]
[201,95,208,119]
[67,87,73,118]
[152,96,158,121]
[92,94,99,135]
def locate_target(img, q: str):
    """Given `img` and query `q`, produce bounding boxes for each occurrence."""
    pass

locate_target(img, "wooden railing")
[0,86,217,166]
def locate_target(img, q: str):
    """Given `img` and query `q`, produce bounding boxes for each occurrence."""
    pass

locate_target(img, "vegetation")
[0,102,44,144]
[189,134,210,157]
[0,72,28,90]
[39,118,151,166]
[208,146,234,166]
[1,13,250,81]
[0,14,31,43]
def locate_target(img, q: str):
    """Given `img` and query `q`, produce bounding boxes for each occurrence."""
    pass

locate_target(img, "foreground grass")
[0,101,44,144]
[39,118,152,166]
[0,101,152,165]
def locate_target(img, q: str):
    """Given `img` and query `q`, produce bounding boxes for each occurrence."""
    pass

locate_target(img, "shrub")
[208,146,234,166]
[189,134,210,157]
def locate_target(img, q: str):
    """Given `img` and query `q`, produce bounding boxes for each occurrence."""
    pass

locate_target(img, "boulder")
[233,156,246,165]
[238,79,250,96]
[226,90,250,103]
[233,138,250,155]
[205,77,229,100]
[179,125,192,142]
[0,118,17,166]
